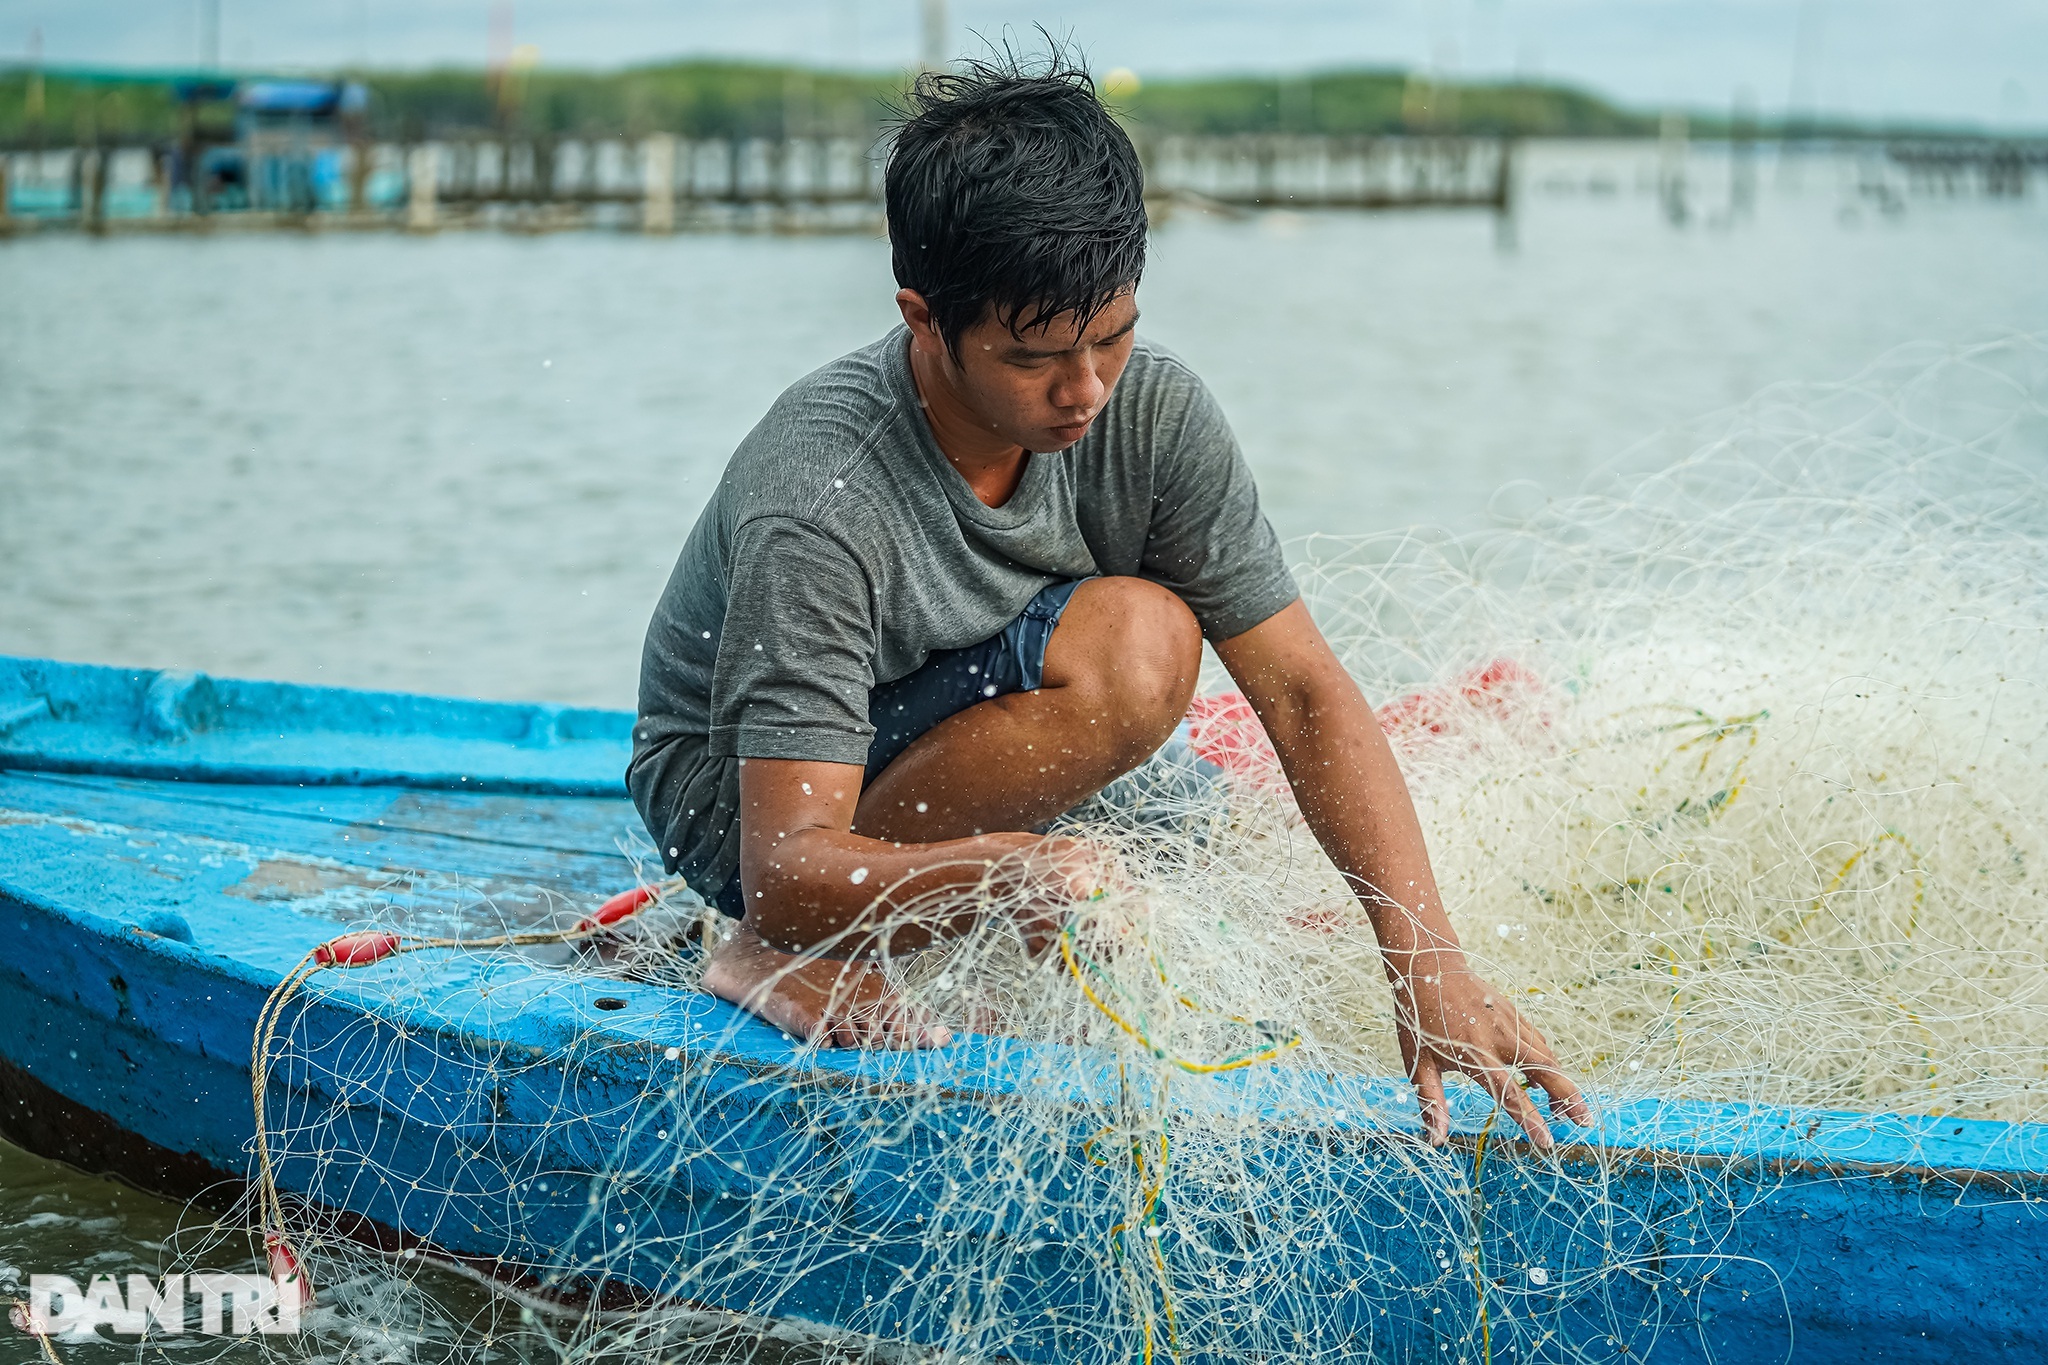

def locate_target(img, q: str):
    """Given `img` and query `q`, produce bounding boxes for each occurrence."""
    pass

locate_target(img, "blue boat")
[2,653,2043,1363]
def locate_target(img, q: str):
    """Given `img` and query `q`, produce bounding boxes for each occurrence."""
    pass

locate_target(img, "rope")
[248,876,691,1295]
[9,1299,65,1365]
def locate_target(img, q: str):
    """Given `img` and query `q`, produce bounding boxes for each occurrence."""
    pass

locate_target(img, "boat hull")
[3,656,2045,1362]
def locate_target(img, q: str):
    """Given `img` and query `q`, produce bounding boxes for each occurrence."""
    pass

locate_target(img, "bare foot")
[700,923,954,1049]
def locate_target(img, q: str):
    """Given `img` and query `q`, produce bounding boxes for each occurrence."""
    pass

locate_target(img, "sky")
[4,0,2041,128]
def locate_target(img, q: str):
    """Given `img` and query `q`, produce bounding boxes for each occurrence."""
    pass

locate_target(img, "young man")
[631,58,1590,1149]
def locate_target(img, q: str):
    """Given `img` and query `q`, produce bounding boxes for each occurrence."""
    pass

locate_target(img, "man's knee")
[1046,577,1202,752]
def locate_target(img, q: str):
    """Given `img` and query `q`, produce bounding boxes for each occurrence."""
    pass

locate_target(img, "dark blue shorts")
[863,577,1087,782]
[711,577,1087,918]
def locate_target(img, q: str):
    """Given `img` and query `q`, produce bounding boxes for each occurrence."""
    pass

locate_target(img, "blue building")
[177,78,368,213]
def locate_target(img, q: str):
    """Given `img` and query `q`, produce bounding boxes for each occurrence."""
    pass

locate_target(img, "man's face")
[931,290,1140,454]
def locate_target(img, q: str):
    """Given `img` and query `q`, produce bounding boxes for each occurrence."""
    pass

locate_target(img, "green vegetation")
[1116,69,1651,137]
[0,61,904,144]
[0,58,1979,147]
[0,70,188,142]
[362,61,900,138]
[354,63,1655,139]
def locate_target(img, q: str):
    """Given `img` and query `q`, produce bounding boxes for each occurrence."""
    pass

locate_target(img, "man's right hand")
[1003,834,1127,956]
[698,826,1113,1050]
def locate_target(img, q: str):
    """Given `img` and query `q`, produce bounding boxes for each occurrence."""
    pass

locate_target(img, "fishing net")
[197,337,2046,1364]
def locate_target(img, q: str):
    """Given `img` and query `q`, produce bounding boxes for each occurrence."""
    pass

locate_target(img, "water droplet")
[850,867,869,884]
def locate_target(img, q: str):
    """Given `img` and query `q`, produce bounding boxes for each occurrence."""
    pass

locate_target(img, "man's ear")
[895,289,943,357]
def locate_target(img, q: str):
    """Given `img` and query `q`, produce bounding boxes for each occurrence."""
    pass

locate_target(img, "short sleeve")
[708,516,877,765]
[1142,373,1299,640]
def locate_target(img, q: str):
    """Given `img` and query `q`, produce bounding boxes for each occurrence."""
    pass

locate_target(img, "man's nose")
[1051,358,1105,414]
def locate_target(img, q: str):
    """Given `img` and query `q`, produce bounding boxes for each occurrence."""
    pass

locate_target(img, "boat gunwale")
[10,866,2048,1192]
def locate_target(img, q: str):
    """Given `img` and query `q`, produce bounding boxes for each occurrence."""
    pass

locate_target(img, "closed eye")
[1003,318,1139,366]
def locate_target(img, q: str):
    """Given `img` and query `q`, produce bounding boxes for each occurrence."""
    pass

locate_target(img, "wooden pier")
[1146,133,1513,213]
[1886,139,2044,199]
[0,132,1518,237]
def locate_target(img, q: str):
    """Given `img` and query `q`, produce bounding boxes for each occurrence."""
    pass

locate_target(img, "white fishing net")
[203,336,2046,1364]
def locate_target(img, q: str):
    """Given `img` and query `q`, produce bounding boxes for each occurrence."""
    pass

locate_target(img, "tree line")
[0,59,1969,146]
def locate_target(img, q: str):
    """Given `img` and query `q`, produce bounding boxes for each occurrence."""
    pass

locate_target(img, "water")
[6,143,2044,710]
[1,140,2045,1356]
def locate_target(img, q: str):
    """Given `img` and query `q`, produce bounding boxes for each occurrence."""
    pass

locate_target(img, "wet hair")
[885,47,1147,356]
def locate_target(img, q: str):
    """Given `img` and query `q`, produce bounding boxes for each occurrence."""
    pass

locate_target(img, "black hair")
[885,45,1147,356]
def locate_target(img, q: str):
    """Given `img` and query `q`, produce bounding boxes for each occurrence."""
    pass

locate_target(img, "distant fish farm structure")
[1884,139,2048,199]
[0,126,1518,238]
[2,65,2038,239]
[0,69,1526,236]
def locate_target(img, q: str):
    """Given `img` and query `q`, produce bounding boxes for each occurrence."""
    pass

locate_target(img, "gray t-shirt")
[630,326,1297,900]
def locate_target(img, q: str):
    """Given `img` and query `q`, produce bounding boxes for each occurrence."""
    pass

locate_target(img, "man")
[631,56,1590,1149]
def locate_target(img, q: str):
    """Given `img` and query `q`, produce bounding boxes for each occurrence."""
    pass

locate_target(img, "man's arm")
[693,758,1101,1049]
[1213,600,1593,1149]
[733,757,1089,956]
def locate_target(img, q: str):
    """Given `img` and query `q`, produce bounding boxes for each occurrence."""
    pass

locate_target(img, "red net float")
[1185,659,1549,783]
[265,1230,313,1309]
[313,931,402,967]
[1373,657,1549,738]
[576,883,658,934]
[1185,690,1280,782]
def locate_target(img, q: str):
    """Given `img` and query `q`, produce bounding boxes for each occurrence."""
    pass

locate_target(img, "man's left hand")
[1394,958,1594,1151]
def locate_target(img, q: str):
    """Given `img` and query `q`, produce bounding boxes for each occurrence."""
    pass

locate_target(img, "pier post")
[1730,87,1758,218]
[642,133,676,233]
[83,145,109,233]
[348,140,370,216]
[676,137,696,210]
[535,137,557,202]
[407,144,438,231]
[1492,137,1518,250]
[151,146,171,219]
[1254,135,1278,204]
[1658,110,1690,226]
[454,139,478,207]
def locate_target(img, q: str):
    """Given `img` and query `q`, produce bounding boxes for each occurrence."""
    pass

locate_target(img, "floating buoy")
[312,931,401,967]
[265,1229,314,1314]
[575,883,659,933]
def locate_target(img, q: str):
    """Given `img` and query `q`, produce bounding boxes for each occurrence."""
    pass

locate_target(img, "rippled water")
[6,143,2043,710]
[2,140,2045,1355]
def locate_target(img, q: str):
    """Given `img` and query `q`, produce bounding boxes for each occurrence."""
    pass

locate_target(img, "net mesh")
[189,336,2048,1364]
